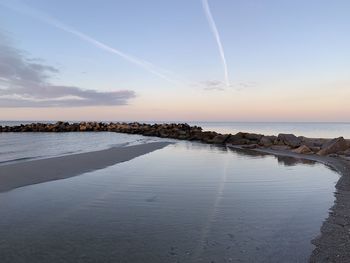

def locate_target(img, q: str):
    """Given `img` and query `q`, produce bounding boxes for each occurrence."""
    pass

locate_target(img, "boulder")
[199,131,219,143]
[189,131,203,141]
[259,136,276,147]
[244,133,263,141]
[309,146,321,153]
[210,134,230,144]
[299,137,325,148]
[317,137,349,156]
[226,132,251,145]
[177,130,187,136]
[276,133,302,148]
[292,145,313,154]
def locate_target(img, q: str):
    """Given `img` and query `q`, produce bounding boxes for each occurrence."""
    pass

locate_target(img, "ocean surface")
[0,141,337,263]
[191,122,350,139]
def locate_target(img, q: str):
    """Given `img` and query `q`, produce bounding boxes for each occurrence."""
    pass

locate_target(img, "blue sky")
[0,0,349,121]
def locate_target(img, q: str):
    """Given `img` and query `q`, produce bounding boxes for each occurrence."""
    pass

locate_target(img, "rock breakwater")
[1,122,350,158]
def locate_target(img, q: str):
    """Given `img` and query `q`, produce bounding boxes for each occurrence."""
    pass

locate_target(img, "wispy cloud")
[202,0,230,87]
[0,33,135,107]
[198,80,258,91]
[200,80,226,91]
[0,0,180,84]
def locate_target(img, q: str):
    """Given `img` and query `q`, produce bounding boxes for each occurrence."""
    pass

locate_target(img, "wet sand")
[0,142,171,193]
[228,145,350,263]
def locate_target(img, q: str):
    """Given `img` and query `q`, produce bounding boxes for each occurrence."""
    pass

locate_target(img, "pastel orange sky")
[1,78,349,121]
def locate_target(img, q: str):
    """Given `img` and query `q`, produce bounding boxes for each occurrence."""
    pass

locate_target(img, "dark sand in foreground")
[0,142,171,193]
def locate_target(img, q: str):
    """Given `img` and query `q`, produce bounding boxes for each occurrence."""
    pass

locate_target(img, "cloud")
[199,80,258,91]
[200,80,226,91]
[0,0,181,84]
[202,0,230,87]
[0,34,135,107]
[236,82,257,89]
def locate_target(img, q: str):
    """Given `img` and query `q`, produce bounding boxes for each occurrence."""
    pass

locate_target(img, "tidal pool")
[0,142,338,263]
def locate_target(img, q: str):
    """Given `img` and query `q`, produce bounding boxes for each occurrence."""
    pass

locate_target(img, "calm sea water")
[191,122,350,139]
[0,141,337,263]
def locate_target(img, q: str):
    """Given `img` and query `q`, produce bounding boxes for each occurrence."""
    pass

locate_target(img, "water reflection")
[227,146,317,167]
[0,141,338,263]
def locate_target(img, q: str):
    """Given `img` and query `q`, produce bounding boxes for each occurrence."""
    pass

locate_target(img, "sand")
[0,142,171,193]
[228,145,350,263]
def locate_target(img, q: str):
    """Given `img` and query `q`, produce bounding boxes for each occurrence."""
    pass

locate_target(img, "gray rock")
[299,137,325,147]
[317,137,349,156]
[276,133,302,148]
[292,145,313,154]
[244,133,263,141]
[310,146,321,153]
[259,136,276,147]
[226,132,251,145]
[210,134,230,144]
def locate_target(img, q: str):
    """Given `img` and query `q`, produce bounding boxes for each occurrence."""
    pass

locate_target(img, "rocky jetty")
[1,121,350,159]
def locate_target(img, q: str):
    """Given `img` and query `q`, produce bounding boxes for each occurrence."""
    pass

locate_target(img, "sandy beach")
[0,141,171,193]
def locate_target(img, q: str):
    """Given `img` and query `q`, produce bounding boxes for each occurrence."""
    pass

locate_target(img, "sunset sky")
[0,0,349,121]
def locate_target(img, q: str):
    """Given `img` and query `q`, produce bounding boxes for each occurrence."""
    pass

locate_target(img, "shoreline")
[228,145,350,263]
[0,141,171,193]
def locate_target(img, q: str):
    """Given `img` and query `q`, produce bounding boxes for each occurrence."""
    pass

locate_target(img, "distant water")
[190,122,350,139]
[0,142,337,263]
[0,121,54,127]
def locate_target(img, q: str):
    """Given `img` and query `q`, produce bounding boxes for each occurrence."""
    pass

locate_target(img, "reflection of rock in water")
[276,155,316,167]
[226,145,317,167]
[226,146,270,159]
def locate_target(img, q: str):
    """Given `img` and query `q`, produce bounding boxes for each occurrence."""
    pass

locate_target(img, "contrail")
[202,0,230,87]
[0,1,178,84]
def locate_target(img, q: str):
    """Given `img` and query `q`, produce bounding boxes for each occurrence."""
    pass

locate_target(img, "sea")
[191,121,350,138]
[0,121,342,262]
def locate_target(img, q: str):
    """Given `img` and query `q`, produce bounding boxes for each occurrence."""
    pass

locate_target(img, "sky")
[0,0,349,122]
